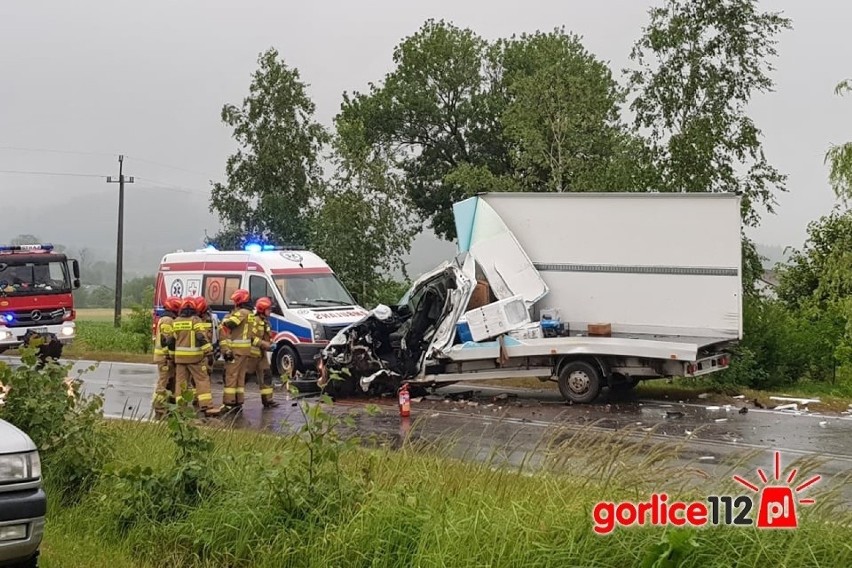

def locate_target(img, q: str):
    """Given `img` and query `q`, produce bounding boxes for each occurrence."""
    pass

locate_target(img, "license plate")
[28,328,48,334]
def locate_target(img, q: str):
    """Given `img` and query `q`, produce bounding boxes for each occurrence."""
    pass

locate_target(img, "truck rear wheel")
[557,360,603,404]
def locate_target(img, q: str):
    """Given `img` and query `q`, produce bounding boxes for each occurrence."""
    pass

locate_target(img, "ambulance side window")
[249,275,271,303]
[203,275,241,311]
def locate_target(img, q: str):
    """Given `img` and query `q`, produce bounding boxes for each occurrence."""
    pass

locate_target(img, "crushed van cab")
[154,245,369,377]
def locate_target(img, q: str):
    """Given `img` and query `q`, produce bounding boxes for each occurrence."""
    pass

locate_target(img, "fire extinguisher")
[398,383,411,417]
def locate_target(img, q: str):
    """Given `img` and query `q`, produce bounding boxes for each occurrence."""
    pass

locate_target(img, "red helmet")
[231,288,250,305]
[193,296,208,314]
[164,296,182,313]
[180,297,196,313]
[255,297,273,314]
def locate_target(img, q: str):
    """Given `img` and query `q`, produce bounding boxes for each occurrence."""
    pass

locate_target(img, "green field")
[75,308,135,322]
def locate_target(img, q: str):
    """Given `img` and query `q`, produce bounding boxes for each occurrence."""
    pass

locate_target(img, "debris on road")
[665,411,685,419]
[732,395,746,399]
[699,456,715,461]
[819,421,827,427]
[698,393,710,399]
[753,398,765,409]
[714,418,728,423]
[705,406,721,411]
[492,393,517,402]
[770,396,821,405]
[739,407,748,415]
[774,403,798,411]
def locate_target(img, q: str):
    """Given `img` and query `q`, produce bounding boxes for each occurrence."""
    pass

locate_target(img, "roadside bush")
[106,394,216,534]
[0,348,112,504]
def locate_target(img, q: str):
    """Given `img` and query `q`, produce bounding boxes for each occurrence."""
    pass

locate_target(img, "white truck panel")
[477,192,743,340]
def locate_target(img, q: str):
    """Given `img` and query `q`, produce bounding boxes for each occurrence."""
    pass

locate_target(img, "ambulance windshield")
[273,274,355,308]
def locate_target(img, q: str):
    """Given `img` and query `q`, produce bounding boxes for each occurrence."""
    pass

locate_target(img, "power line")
[0,169,105,178]
[0,145,116,158]
[124,154,217,179]
[134,175,210,194]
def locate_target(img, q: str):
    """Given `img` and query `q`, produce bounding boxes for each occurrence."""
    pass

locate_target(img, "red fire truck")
[0,243,81,361]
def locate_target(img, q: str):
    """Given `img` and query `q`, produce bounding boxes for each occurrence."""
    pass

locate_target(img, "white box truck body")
[319,192,743,403]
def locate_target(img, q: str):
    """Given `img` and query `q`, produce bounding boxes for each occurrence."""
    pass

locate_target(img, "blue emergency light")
[2,313,14,324]
[0,243,55,253]
[244,243,262,252]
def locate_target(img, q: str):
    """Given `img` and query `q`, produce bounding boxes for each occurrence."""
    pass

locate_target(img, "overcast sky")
[0,0,848,277]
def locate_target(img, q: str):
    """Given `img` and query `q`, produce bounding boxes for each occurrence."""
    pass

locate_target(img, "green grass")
[39,418,852,567]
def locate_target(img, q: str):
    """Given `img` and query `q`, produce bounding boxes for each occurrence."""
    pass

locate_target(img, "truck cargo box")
[454,192,742,340]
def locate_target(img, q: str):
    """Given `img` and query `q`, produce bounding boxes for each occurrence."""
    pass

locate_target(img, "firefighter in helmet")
[168,297,221,417]
[152,296,181,417]
[189,296,215,404]
[219,288,255,410]
[246,296,280,408]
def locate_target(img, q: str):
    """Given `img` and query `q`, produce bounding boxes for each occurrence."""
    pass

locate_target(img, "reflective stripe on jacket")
[221,307,255,355]
[250,313,272,358]
[153,315,175,363]
[171,316,212,364]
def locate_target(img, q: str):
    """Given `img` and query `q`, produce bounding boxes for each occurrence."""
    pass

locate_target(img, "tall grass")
[41,412,852,568]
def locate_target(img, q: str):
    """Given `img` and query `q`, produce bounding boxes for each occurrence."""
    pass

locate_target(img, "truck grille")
[1,308,67,328]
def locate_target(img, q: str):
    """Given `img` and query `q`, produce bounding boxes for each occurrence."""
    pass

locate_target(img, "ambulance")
[153,245,369,377]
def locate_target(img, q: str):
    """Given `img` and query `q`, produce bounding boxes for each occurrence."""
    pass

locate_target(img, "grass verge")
[40,414,852,568]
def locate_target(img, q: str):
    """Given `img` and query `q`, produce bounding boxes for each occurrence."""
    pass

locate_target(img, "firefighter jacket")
[250,313,273,358]
[153,313,176,363]
[169,315,212,364]
[220,307,256,356]
[197,311,214,344]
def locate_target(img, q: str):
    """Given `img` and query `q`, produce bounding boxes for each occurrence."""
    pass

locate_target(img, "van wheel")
[557,360,603,404]
[274,345,300,378]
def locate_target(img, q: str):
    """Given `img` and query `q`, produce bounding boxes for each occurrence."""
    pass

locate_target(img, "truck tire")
[557,360,603,404]
[274,345,300,378]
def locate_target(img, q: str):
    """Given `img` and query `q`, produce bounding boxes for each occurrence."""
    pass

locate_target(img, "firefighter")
[152,296,181,417]
[247,296,280,408]
[168,297,221,417]
[189,296,216,406]
[219,288,255,410]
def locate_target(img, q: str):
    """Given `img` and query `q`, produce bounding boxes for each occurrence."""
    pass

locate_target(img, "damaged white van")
[318,192,742,404]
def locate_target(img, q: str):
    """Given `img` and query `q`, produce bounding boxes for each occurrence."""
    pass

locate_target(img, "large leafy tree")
[627,0,791,227]
[340,21,655,240]
[209,48,329,248]
[338,20,507,240]
[499,29,656,193]
[826,79,852,202]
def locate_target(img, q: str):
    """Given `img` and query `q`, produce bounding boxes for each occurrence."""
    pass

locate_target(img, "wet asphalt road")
[4,356,851,504]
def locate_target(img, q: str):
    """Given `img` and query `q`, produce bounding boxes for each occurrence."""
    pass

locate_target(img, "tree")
[627,0,791,227]
[309,122,419,306]
[10,234,40,246]
[498,29,657,193]
[826,79,852,202]
[776,208,852,309]
[338,20,508,240]
[209,48,329,248]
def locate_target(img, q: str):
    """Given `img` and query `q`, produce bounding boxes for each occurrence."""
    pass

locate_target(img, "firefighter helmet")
[180,297,197,313]
[230,288,250,305]
[164,296,183,313]
[193,296,209,314]
[255,296,273,314]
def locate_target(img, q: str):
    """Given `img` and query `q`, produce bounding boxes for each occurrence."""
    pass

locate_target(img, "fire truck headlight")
[60,326,75,337]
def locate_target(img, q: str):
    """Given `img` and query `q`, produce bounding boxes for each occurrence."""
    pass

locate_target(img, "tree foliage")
[627,0,791,227]
[826,79,852,202]
[210,48,329,248]
[339,21,650,240]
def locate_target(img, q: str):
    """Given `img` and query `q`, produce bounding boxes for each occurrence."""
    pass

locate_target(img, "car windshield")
[273,274,355,308]
[0,260,71,295]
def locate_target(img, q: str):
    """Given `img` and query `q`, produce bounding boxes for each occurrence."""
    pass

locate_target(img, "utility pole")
[107,155,134,328]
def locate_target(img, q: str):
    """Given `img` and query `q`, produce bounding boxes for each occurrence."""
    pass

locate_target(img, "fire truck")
[0,243,81,360]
